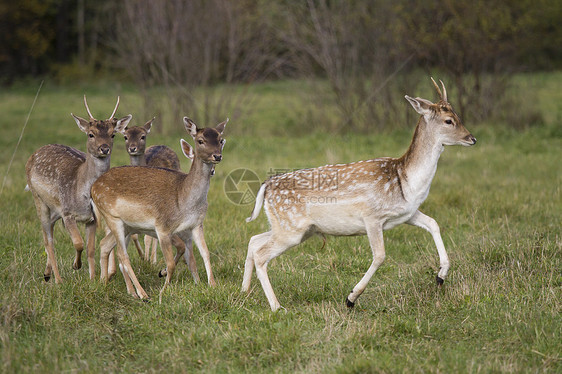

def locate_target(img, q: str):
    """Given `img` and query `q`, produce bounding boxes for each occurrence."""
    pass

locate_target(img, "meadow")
[0,73,560,373]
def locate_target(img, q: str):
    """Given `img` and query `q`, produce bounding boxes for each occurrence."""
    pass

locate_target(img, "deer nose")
[128,147,137,153]
[465,134,477,145]
[213,154,222,162]
[99,144,111,155]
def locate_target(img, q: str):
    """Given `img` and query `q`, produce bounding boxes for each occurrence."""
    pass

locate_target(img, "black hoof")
[158,270,164,278]
[346,297,355,309]
[72,263,81,270]
[44,274,51,282]
[436,276,444,286]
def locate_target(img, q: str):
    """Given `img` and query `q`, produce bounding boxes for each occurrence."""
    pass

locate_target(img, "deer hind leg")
[346,220,385,308]
[85,220,97,280]
[108,222,149,299]
[99,232,116,282]
[192,225,216,287]
[179,235,199,283]
[157,235,189,279]
[117,235,138,297]
[41,220,61,283]
[150,236,159,264]
[35,199,61,284]
[62,215,85,271]
[242,231,272,293]
[407,210,449,285]
[131,234,144,259]
[252,232,303,311]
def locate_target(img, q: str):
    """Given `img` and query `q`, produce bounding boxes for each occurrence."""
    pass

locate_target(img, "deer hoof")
[44,274,51,282]
[436,276,444,286]
[345,297,355,309]
[158,270,164,278]
[72,263,81,270]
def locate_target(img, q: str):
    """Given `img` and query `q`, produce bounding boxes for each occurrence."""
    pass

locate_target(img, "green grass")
[0,73,561,373]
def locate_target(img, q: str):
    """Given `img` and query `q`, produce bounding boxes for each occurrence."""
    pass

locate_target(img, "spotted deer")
[91,117,227,300]
[25,97,131,284]
[243,78,477,311]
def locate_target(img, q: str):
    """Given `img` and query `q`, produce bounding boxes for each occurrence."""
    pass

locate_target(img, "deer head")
[405,78,476,147]
[119,117,155,156]
[183,117,227,164]
[70,96,131,157]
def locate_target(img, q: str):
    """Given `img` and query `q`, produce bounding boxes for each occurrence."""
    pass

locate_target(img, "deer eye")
[141,136,145,140]
[88,133,95,138]
[220,139,225,145]
[123,136,128,141]
[198,139,204,145]
[111,134,115,138]
[445,119,453,125]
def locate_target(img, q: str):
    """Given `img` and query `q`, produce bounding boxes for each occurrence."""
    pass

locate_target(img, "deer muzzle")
[464,134,477,145]
[99,144,111,156]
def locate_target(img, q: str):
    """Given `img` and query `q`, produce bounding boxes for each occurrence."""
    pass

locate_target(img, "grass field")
[0,73,560,373]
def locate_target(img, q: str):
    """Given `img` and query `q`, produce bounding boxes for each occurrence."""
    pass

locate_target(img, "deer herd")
[25,78,476,311]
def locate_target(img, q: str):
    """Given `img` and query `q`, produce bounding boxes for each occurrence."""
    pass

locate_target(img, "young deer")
[99,125,200,284]
[243,78,477,311]
[25,96,131,283]
[91,117,227,300]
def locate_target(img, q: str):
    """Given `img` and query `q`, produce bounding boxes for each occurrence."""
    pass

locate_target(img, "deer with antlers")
[25,97,131,283]
[243,78,477,311]
[91,117,227,300]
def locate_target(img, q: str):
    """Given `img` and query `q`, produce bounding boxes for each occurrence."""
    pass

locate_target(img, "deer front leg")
[346,220,385,308]
[63,215,85,271]
[85,220,97,280]
[157,234,176,303]
[407,210,449,285]
[131,234,144,259]
[181,237,200,283]
[192,225,216,287]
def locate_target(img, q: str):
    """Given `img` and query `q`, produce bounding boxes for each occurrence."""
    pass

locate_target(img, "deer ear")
[405,96,432,116]
[183,117,198,138]
[143,117,155,133]
[115,114,133,133]
[215,118,228,134]
[180,139,194,160]
[71,113,90,134]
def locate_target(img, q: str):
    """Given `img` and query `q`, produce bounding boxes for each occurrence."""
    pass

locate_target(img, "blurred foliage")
[0,0,559,130]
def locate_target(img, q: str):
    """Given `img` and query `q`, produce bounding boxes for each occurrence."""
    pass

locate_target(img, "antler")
[430,77,448,102]
[109,96,120,119]
[83,95,95,120]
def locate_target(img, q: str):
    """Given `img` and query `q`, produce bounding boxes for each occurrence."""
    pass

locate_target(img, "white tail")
[242,78,477,311]
[25,97,131,283]
[91,117,228,300]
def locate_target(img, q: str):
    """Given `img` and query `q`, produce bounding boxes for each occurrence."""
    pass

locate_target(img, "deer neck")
[400,117,444,199]
[129,154,146,166]
[79,153,112,193]
[181,156,214,202]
